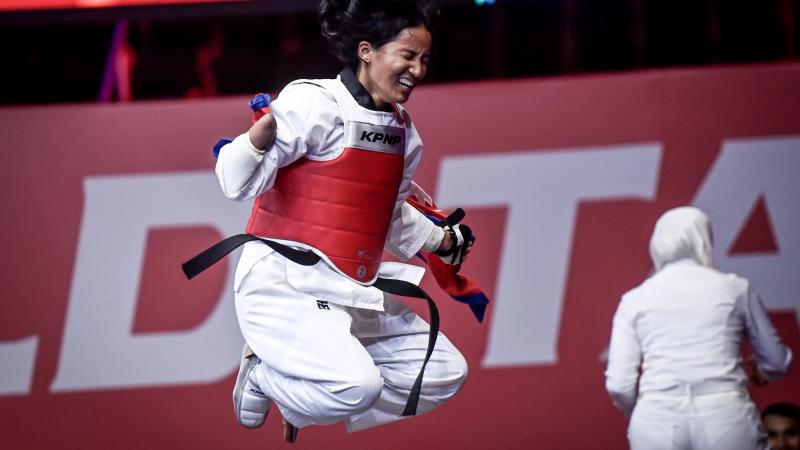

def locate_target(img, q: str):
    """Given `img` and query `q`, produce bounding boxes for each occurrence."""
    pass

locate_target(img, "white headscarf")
[649,206,714,271]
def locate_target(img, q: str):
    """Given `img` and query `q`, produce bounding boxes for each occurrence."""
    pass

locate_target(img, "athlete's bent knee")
[348,367,383,412]
[445,350,469,395]
[313,366,383,418]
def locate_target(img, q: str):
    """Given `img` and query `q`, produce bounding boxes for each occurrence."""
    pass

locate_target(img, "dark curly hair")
[319,0,439,68]
[762,402,800,421]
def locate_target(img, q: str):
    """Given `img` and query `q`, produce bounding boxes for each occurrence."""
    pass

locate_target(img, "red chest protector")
[246,84,407,283]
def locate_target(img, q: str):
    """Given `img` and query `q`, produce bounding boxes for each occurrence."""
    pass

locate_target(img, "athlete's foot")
[232,343,271,428]
[282,418,298,444]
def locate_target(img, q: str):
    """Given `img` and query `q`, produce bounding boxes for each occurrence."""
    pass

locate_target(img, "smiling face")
[356,25,432,108]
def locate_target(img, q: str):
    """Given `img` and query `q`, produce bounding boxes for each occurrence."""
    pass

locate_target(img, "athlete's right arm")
[248,111,277,151]
[215,83,337,200]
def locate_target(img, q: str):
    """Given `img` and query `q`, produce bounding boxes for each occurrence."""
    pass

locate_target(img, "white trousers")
[234,253,468,432]
[628,390,768,450]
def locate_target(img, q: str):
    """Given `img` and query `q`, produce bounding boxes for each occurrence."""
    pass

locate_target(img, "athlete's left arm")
[384,120,441,260]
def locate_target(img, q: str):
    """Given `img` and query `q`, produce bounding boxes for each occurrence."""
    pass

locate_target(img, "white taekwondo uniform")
[215,70,467,432]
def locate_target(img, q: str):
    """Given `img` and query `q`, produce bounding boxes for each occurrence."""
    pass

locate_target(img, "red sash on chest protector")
[246,120,406,283]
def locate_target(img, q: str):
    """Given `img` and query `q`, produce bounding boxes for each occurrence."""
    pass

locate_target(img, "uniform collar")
[339,67,392,112]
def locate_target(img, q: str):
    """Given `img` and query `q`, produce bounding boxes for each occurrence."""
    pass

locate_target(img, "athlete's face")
[356,26,432,108]
[764,414,800,450]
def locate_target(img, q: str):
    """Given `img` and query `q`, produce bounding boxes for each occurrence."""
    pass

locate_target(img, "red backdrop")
[1,63,798,449]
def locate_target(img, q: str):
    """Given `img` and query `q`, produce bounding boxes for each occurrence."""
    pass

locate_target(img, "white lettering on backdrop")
[50,173,249,391]
[694,136,800,320]
[2,136,795,394]
[436,143,663,367]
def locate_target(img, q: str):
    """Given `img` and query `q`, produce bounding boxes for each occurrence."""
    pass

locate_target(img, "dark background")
[1,0,797,105]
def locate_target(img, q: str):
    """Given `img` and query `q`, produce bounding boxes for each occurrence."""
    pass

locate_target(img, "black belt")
[182,234,439,416]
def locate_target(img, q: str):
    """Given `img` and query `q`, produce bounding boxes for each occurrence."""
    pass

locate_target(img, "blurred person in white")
[762,402,800,450]
[605,206,792,450]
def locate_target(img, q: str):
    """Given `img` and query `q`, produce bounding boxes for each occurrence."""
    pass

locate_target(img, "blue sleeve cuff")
[212,138,233,159]
[248,93,271,112]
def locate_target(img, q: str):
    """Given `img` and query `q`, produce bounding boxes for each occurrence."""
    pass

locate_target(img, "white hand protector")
[435,207,473,266]
[436,225,467,265]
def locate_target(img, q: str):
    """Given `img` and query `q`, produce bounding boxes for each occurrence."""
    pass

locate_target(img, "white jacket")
[605,207,792,416]
[214,76,437,310]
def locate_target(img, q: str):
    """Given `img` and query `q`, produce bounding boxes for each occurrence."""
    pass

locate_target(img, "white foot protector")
[232,343,271,428]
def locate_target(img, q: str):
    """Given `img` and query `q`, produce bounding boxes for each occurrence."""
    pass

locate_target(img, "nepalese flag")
[406,197,490,323]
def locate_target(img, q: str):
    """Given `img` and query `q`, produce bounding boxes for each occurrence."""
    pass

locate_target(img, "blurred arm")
[743,283,792,381]
[605,297,642,417]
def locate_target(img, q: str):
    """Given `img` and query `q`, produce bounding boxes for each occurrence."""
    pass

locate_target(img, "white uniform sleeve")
[605,296,642,417]
[384,120,437,260]
[742,283,793,380]
[215,133,277,200]
[385,202,436,260]
[215,82,341,200]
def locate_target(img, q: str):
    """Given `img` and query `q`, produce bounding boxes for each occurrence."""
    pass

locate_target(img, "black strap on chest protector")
[181,234,439,416]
